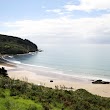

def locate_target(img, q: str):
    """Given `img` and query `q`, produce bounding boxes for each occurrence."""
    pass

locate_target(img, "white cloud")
[64,0,110,11]
[1,13,110,44]
[46,9,63,15]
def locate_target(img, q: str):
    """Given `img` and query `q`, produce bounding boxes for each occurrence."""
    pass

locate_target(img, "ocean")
[5,43,110,82]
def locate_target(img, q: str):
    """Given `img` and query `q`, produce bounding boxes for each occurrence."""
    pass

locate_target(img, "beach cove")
[0,62,110,98]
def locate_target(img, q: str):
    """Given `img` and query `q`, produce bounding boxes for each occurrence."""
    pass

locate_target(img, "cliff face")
[0,34,38,54]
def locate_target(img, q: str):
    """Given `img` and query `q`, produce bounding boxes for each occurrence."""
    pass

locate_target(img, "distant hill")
[0,34,38,54]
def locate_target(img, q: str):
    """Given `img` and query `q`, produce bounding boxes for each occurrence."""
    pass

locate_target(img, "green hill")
[0,34,38,54]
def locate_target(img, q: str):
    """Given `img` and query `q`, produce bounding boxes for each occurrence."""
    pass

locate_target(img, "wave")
[16,52,37,56]
[11,60,22,64]
[2,55,21,64]
[2,52,37,64]
[8,56,13,58]
[3,55,110,82]
[17,63,110,82]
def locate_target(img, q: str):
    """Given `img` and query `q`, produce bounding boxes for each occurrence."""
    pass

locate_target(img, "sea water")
[5,43,110,81]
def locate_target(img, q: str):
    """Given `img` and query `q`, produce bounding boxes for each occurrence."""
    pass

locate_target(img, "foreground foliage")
[0,34,38,54]
[0,76,110,110]
[0,67,8,77]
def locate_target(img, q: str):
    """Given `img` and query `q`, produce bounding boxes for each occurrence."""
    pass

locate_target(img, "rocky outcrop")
[92,80,110,84]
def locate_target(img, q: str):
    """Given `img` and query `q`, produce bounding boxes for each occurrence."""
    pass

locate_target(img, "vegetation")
[0,68,110,110]
[0,34,38,54]
[0,67,8,77]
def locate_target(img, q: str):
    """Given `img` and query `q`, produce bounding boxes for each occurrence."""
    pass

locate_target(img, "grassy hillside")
[0,34,38,54]
[0,74,110,110]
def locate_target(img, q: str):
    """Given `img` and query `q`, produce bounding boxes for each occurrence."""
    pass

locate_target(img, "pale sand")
[0,65,110,98]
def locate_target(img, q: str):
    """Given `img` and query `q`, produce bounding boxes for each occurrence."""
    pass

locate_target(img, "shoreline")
[2,53,110,82]
[0,60,110,98]
[0,56,16,67]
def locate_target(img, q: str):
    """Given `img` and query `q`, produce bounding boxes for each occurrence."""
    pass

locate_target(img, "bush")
[0,76,110,110]
[0,67,8,77]
[27,104,38,110]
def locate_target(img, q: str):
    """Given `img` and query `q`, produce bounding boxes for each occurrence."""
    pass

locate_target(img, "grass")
[0,89,43,110]
[0,76,110,110]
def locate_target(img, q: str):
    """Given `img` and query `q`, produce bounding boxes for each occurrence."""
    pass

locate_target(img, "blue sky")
[0,0,69,21]
[0,0,110,44]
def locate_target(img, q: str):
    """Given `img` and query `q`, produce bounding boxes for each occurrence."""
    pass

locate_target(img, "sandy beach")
[0,63,110,98]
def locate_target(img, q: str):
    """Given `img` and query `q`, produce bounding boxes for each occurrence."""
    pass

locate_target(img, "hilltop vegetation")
[0,68,110,110]
[0,34,38,54]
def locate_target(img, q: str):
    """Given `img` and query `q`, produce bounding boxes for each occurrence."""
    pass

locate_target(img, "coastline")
[0,56,16,67]
[0,59,110,98]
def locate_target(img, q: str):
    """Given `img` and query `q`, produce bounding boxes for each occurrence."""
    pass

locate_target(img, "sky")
[0,0,110,45]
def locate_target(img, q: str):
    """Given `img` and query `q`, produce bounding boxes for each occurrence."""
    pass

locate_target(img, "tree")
[0,67,8,77]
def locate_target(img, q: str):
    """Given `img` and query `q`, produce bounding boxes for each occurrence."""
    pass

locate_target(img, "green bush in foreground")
[0,76,110,110]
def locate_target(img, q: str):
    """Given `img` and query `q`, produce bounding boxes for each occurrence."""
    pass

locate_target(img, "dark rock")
[38,49,43,52]
[102,81,110,84]
[97,79,102,82]
[50,80,53,82]
[92,80,110,84]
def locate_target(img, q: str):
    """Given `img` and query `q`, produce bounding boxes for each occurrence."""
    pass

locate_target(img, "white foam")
[17,62,110,82]
[11,61,21,64]
[8,56,13,58]
[2,56,21,64]
[3,56,110,82]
